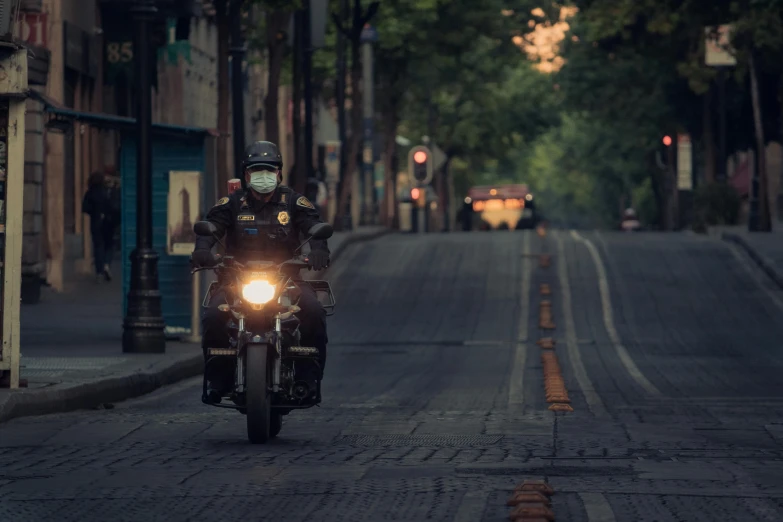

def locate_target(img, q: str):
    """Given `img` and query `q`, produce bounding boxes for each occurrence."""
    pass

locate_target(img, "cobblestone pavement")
[3,230,783,521]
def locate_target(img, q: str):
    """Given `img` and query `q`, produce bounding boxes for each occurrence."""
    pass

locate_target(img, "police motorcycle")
[192,220,336,444]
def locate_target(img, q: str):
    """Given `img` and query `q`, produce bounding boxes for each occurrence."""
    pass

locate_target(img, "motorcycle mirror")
[307,223,334,240]
[194,221,218,237]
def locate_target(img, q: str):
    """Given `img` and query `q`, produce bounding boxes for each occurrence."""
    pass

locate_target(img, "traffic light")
[408,145,433,186]
[411,188,420,200]
[662,135,672,146]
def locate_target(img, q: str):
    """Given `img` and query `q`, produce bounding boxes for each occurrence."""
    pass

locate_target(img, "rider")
[190,141,331,403]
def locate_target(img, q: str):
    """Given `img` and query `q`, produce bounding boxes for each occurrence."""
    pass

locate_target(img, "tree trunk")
[381,104,398,228]
[667,143,677,230]
[333,39,363,230]
[703,89,716,184]
[216,0,230,194]
[264,11,291,145]
[649,162,664,229]
[749,52,771,231]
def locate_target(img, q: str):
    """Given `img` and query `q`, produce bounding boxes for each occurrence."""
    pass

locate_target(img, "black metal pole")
[291,10,302,192]
[717,68,727,183]
[229,0,246,180]
[335,0,350,229]
[303,0,316,203]
[123,0,166,353]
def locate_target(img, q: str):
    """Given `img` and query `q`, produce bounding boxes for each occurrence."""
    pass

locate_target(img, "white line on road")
[578,492,617,522]
[452,489,491,522]
[508,230,531,409]
[570,230,661,397]
[556,231,608,418]
[727,243,783,314]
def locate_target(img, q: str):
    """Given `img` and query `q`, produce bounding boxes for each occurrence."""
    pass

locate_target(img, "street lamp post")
[123,0,166,353]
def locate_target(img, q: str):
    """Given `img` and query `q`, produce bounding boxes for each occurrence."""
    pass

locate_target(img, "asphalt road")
[3,230,783,521]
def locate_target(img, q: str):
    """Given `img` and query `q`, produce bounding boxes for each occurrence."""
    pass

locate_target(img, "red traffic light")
[411,188,421,200]
[413,151,428,164]
[662,135,672,146]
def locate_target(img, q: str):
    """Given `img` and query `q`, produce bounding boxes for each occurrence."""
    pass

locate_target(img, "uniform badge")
[214,197,229,207]
[277,211,290,225]
[296,196,314,209]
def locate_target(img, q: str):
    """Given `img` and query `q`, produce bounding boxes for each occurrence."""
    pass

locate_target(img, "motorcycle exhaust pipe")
[292,381,311,399]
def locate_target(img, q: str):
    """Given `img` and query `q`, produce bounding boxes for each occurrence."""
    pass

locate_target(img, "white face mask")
[248,170,278,194]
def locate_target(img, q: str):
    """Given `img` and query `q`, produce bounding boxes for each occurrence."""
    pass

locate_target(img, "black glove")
[191,249,219,268]
[306,250,330,271]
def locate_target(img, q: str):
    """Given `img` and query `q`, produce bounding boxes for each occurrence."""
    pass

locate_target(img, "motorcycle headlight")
[242,279,276,305]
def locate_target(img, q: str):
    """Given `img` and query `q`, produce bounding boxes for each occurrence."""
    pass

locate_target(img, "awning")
[27,89,222,137]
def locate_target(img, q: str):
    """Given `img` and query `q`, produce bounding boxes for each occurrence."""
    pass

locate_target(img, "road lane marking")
[556,231,609,418]
[727,243,783,314]
[508,480,555,520]
[539,299,556,329]
[542,350,574,411]
[579,492,617,522]
[453,489,491,522]
[569,230,661,397]
[508,230,531,409]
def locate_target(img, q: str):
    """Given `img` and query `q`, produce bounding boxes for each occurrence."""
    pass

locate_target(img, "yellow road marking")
[508,480,556,521]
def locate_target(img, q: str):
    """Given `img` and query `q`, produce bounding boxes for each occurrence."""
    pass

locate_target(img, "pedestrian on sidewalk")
[82,171,120,282]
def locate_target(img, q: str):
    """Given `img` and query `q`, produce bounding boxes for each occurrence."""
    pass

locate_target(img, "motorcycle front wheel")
[245,343,272,444]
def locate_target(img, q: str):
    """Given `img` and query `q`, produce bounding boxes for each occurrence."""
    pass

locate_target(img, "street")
[3,230,783,521]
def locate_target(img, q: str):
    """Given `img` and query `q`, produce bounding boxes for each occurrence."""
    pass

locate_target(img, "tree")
[261,4,294,145]
[331,0,379,230]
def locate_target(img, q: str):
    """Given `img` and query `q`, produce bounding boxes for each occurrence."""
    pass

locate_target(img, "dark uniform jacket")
[198,186,329,263]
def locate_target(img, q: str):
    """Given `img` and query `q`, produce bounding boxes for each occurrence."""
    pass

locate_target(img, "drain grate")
[335,434,503,448]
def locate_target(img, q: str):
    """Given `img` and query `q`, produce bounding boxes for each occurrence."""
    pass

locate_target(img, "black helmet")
[242,141,283,171]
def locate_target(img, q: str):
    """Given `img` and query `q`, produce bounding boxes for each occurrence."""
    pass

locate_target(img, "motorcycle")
[192,220,336,444]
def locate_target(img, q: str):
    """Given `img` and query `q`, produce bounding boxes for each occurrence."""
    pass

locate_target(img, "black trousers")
[90,219,116,275]
[201,282,328,378]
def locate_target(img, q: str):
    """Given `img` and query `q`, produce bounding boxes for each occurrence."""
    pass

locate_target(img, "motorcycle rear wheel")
[246,344,272,444]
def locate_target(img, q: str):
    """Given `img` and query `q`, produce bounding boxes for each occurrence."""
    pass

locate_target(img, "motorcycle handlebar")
[190,256,310,274]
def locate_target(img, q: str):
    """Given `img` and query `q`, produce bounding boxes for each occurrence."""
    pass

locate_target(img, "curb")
[0,228,391,424]
[722,232,783,290]
[0,352,203,424]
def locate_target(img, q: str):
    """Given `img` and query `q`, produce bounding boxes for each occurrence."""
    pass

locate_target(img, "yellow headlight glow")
[242,279,276,305]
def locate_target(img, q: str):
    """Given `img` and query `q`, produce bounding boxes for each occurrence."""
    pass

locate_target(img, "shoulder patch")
[214,197,229,207]
[296,196,314,209]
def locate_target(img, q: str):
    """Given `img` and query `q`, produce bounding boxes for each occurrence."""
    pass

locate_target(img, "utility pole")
[717,68,727,182]
[229,0,247,180]
[335,0,349,229]
[123,0,166,353]
[302,0,316,203]
[360,23,377,225]
[291,10,303,193]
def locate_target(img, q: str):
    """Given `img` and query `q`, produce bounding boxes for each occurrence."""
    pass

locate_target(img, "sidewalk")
[0,226,390,423]
[710,225,783,289]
